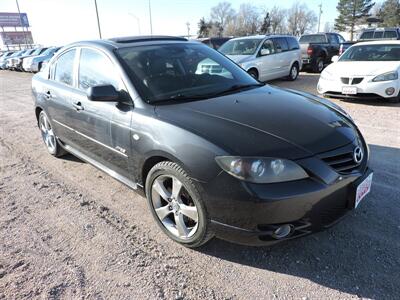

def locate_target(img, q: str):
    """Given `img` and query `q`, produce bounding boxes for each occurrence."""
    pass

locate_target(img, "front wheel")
[145,161,213,248]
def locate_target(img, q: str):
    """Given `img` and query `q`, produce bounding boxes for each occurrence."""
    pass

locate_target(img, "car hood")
[325,61,400,76]
[226,55,253,64]
[154,86,357,159]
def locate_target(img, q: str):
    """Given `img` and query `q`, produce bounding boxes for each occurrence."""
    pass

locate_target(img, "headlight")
[372,71,398,82]
[215,156,308,183]
[320,70,334,81]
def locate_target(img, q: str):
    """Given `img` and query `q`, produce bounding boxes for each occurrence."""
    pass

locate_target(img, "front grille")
[340,77,364,85]
[321,151,359,173]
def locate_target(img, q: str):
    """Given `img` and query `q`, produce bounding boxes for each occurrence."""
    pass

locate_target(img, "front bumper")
[204,144,371,246]
[318,76,400,99]
[22,61,39,72]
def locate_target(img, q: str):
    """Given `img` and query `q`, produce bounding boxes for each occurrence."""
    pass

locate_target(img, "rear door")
[272,37,290,77]
[327,34,340,59]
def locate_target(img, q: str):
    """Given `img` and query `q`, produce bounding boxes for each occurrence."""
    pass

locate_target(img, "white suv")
[219,35,302,82]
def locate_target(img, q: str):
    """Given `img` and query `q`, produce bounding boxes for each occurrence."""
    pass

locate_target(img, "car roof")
[362,27,399,31]
[355,40,400,46]
[229,34,293,41]
[63,35,190,52]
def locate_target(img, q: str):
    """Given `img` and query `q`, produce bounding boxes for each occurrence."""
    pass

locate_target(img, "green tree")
[378,0,400,27]
[335,0,375,40]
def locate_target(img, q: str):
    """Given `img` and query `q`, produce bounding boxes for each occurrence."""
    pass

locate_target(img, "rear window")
[359,31,374,40]
[383,31,398,39]
[299,34,327,43]
[373,31,384,39]
[287,37,299,50]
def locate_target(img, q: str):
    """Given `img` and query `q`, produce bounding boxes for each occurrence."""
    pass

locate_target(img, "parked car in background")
[339,27,400,55]
[6,48,36,70]
[197,37,232,49]
[32,36,372,247]
[12,47,48,71]
[2,49,27,69]
[219,35,302,81]
[318,41,400,103]
[299,33,345,72]
[23,47,61,72]
[0,51,15,69]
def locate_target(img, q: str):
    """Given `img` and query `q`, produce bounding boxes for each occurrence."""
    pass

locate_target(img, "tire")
[145,161,214,248]
[247,68,259,80]
[287,63,299,81]
[313,57,324,73]
[38,111,67,157]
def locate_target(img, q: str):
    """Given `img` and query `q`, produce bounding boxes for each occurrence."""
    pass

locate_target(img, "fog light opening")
[385,87,395,96]
[272,224,294,239]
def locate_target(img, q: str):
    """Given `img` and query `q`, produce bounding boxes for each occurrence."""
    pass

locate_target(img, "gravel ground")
[0,71,399,300]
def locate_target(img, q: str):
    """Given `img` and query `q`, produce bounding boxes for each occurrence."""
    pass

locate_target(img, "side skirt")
[58,139,144,195]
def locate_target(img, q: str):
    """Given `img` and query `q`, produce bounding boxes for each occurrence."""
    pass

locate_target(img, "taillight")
[307,46,313,56]
[339,45,343,55]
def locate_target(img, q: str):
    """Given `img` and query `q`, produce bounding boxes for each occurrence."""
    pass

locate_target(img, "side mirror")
[260,48,271,56]
[87,84,119,102]
[331,55,339,63]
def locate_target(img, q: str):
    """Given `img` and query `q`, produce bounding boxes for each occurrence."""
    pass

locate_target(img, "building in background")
[0,12,33,50]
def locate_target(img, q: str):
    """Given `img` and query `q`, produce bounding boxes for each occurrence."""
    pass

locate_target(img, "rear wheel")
[287,63,299,81]
[145,161,213,248]
[313,57,324,73]
[39,111,66,157]
[247,68,259,80]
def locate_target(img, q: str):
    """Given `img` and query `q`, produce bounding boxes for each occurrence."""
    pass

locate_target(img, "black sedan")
[32,36,373,247]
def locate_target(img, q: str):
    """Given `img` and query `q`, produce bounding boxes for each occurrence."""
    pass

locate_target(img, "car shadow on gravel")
[198,144,400,299]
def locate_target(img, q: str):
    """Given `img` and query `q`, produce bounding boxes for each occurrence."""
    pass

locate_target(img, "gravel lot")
[1,71,399,299]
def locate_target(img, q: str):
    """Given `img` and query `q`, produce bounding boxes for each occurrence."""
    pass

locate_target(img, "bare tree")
[210,2,236,31]
[323,21,334,32]
[234,3,262,36]
[269,6,287,34]
[287,2,317,36]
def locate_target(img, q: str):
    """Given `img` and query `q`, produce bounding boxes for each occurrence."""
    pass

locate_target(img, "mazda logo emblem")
[353,146,363,164]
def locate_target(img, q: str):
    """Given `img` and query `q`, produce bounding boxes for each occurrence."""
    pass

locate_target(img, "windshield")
[340,44,400,61]
[42,47,59,56]
[117,43,260,104]
[299,34,327,43]
[219,38,263,55]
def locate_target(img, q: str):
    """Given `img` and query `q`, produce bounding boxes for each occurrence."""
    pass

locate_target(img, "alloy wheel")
[291,65,298,80]
[39,113,56,153]
[151,175,199,239]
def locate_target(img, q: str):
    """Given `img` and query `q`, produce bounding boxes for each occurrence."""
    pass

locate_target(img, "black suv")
[32,36,372,247]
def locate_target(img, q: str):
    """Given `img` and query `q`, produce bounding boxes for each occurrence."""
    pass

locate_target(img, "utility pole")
[186,22,190,39]
[317,3,323,32]
[15,0,29,48]
[148,0,153,35]
[94,0,102,39]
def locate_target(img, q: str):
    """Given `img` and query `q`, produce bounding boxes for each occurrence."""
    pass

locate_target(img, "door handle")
[72,101,84,111]
[45,90,52,100]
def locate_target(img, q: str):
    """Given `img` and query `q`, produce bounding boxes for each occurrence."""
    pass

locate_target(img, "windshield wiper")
[210,83,265,97]
[150,93,208,104]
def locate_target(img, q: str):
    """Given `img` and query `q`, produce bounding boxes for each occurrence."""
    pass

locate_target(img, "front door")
[257,39,279,81]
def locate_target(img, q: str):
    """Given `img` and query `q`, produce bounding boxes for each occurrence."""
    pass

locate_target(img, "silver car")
[23,47,61,72]
[219,35,302,81]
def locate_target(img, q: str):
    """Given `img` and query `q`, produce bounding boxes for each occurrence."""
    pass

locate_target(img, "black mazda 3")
[32,36,373,247]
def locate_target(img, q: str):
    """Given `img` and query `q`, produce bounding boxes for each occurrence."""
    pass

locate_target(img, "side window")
[360,31,373,40]
[287,37,299,50]
[337,34,345,43]
[274,38,289,53]
[327,34,339,44]
[260,39,276,55]
[78,48,120,90]
[54,49,76,86]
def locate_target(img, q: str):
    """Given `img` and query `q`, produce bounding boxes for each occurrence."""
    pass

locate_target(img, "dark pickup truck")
[299,33,346,72]
[339,27,400,55]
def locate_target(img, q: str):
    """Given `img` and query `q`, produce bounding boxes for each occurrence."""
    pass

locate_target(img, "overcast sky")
[0,0,338,46]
